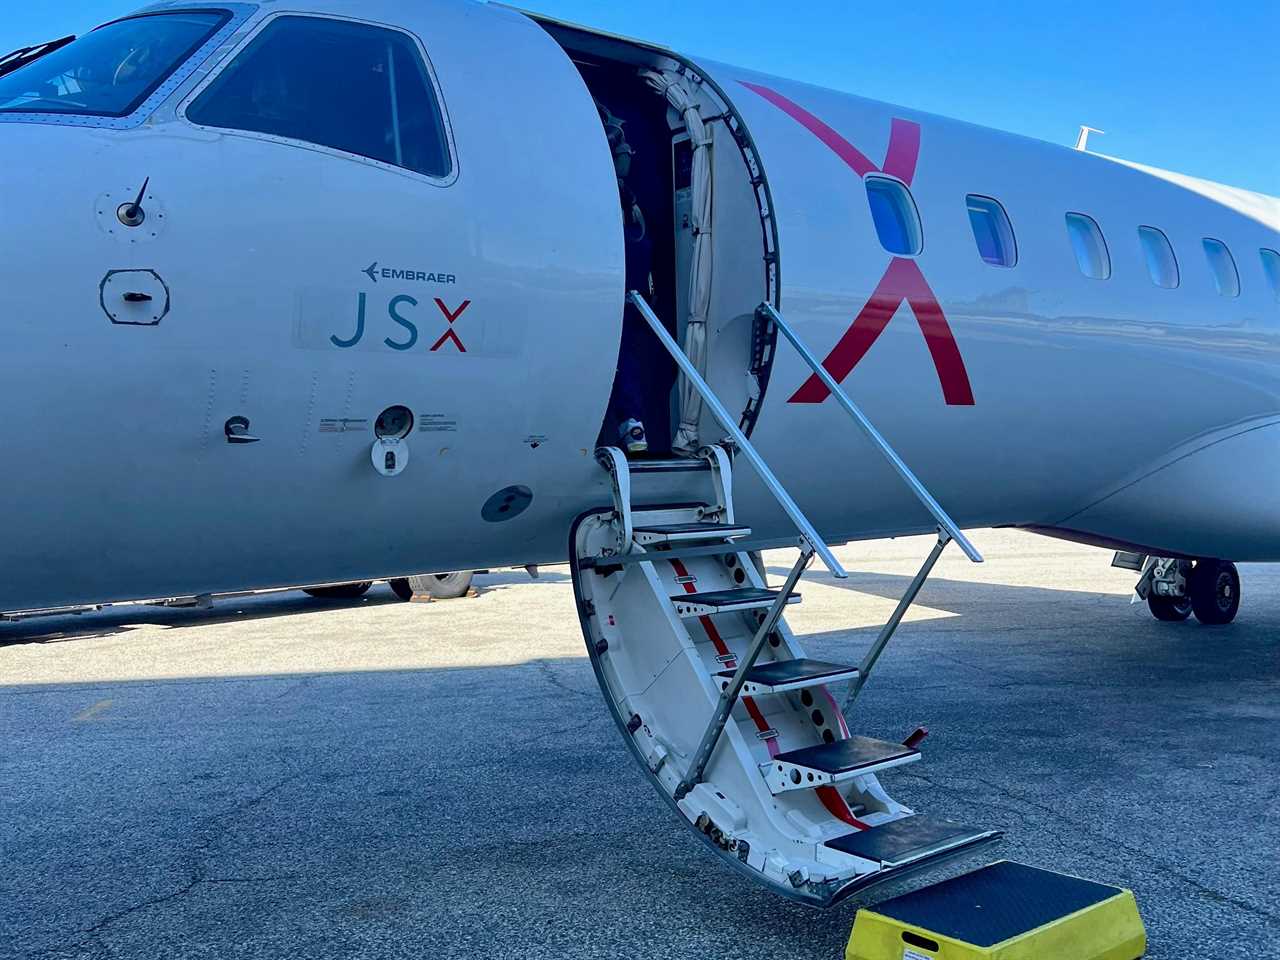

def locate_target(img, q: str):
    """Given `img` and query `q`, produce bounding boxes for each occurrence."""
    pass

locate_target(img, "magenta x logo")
[741,82,975,406]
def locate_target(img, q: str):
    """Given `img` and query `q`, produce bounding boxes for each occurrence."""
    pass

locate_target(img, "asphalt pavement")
[2,530,1277,959]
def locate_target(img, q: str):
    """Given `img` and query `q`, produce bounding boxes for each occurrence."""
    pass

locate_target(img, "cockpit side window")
[0,11,230,118]
[186,16,451,180]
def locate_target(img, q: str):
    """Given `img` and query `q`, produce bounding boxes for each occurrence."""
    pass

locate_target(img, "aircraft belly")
[1057,418,1280,562]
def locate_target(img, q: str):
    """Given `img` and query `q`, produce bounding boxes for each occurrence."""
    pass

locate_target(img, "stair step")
[625,456,711,475]
[634,522,751,545]
[581,537,796,570]
[853,860,1135,954]
[763,735,919,793]
[670,587,799,618]
[825,816,998,868]
[713,658,859,695]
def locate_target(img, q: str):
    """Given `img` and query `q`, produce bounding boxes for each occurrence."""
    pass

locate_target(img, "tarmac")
[2,529,1277,959]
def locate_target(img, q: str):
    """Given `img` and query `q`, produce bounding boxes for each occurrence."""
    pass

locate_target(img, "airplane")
[1,0,1276,908]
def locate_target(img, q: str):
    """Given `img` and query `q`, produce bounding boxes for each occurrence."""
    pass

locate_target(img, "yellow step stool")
[847,861,1146,960]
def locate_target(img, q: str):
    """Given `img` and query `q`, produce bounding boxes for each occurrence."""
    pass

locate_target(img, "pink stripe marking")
[739,81,877,178]
[900,259,975,405]
[789,257,974,406]
[788,258,908,404]
[881,118,921,185]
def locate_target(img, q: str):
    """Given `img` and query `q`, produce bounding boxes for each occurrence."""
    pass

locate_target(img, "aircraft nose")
[0,125,171,328]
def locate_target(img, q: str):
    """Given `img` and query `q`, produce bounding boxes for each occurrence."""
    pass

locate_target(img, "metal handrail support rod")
[674,540,816,800]
[627,291,847,579]
[842,531,950,714]
[595,446,634,553]
[757,303,983,564]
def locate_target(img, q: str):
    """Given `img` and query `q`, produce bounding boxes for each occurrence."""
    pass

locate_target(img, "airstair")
[570,293,1000,906]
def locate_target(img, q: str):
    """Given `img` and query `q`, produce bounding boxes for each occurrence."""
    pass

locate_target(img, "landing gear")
[1123,553,1240,625]
[1188,559,1240,625]
[389,571,475,602]
[1147,593,1192,622]
[304,581,372,600]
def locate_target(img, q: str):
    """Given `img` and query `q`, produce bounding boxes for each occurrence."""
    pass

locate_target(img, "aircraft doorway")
[537,20,781,460]
[583,63,680,455]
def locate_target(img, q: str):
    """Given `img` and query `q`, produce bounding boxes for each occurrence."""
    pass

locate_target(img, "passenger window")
[1260,249,1280,303]
[1137,226,1179,289]
[865,176,923,256]
[966,195,1017,267]
[1065,213,1111,279]
[1202,238,1240,298]
[187,16,450,179]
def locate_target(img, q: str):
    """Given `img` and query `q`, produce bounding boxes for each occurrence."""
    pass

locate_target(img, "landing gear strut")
[1119,553,1240,625]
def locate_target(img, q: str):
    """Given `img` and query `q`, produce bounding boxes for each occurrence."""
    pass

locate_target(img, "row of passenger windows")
[866,176,1280,303]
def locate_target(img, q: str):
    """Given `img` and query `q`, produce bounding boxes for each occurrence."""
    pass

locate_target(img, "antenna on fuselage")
[1075,125,1105,152]
[117,177,149,228]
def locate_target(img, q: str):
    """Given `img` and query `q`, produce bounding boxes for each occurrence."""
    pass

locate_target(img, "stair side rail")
[757,303,982,564]
[627,291,848,579]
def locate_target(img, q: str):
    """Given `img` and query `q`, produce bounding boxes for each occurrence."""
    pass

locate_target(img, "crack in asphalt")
[533,659,595,701]
[27,768,305,958]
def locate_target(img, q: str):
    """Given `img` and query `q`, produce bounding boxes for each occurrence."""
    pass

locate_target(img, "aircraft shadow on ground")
[3,638,1274,959]
[3,573,1274,955]
[0,569,572,649]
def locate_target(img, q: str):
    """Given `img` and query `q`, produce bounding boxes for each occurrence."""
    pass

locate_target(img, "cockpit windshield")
[0,10,228,118]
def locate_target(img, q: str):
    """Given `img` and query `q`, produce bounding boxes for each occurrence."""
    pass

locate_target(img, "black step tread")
[826,816,986,864]
[582,538,779,569]
[715,658,857,686]
[626,456,710,474]
[673,587,790,606]
[775,735,916,773]
[634,522,750,536]
[868,860,1122,947]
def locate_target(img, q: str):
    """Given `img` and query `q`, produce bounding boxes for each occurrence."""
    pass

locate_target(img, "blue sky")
[3,1,1276,195]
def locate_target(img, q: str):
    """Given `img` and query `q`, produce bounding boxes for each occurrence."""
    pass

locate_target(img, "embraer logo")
[362,261,458,285]
[741,82,975,406]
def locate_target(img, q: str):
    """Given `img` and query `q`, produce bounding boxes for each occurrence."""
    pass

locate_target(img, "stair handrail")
[757,302,983,564]
[627,291,848,579]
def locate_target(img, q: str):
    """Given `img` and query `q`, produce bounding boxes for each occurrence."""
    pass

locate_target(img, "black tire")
[1189,559,1240,625]
[1148,593,1192,622]
[304,581,372,600]
[410,571,475,600]
[390,572,476,602]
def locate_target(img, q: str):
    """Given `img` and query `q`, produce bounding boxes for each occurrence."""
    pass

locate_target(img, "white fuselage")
[1,0,1278,610]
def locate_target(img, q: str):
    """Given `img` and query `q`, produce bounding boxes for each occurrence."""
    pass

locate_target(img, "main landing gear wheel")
[1189,559,1240,625]
[1147,594,1192,622]
[304,581,373,600]
[389,572,475,601]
